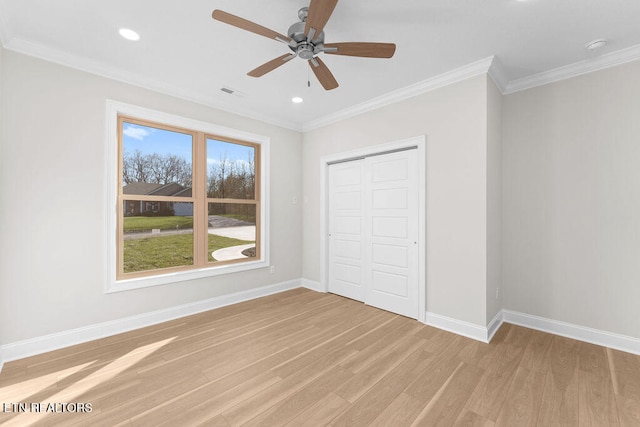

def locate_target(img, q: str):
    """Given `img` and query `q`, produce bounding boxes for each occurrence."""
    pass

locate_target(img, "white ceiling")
[1,0,639,131]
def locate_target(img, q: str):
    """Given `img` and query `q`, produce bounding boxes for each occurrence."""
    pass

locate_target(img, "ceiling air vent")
[219,86,247,98]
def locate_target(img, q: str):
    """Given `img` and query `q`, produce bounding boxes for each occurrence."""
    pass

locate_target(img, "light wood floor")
[1,288,639,426]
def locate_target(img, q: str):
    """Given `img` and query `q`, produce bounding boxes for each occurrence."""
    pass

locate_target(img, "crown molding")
[4,28,640,130]
[302,56,496,132]
[505,43,640,94]
[0,7,11,48]
[2,37,303,132]
[487,56,508,94]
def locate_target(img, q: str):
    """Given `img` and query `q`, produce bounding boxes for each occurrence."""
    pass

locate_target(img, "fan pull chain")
[307,67,311,87]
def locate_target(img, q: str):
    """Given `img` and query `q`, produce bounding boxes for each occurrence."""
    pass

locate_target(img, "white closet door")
[328,160,365,302]
[364,150,419,318]
[328,149,419,319]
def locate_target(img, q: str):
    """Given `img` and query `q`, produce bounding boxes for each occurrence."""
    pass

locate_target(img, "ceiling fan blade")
[248,54,296,77]
[305,0,339,42]
[323,42,396,58]
[309,57,339,90]
[212,10,292,44]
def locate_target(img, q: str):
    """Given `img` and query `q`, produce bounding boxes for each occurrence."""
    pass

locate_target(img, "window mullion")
[194,131,208,267]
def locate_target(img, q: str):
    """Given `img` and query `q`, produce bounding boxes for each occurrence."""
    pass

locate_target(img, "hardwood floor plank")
[578,369,620,426]
[330,349,433,427]
[518,329,553,373]
[196,415,231,427]
[454,408,495,427]
[221,347,357,425]
[607,347,640,426]
[578,341,610,377]
[456,340,495,369]
[240,366,352,426]
[334,332,427,403]
[463,326,529,420]
[494,366,545,426]
[284,393,350,427]
[608,347,640,396]
[197,326,317,381]
[131,350,296,426]
[269,324,379,379]
[421,328,462,354]
[616,395,640,427]
[79,370,211,426]
[410,362,484,426]
[463,324,512,372]
[339,317,422,373]
[368,392,425,426]
[151,371,281,427]
[2,289,640,426]
[404,351,464,403]
[537,335,580,426]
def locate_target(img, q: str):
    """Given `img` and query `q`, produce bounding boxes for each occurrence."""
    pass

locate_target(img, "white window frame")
[105,100,270,293]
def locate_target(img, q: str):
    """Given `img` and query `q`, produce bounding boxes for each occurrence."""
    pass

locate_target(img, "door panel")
[328,160,365,302]
[372,158,408,182]
[372,188,408,209]
[334,216,361,235]
[365,151,419,318]
[372,244,408,268]
[372,217,408,238]
[328,149,419,318]
[333,240,361,259]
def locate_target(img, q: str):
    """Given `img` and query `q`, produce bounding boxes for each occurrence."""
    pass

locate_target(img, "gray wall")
[0,46,5,355]
[502,60,640,338]
[0,49,303,344]
[3,41,639,351]
[486,77,503,323]
[303,75,491,327]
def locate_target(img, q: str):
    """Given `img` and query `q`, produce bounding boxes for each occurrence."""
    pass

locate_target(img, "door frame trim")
[320,136,427,323]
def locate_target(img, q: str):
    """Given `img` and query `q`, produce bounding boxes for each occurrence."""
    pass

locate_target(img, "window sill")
[106,259,268,293]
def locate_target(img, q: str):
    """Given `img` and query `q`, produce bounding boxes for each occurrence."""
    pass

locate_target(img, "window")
[107,101,269,291]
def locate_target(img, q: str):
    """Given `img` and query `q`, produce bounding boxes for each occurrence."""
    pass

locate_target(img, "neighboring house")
[123,182,193,216]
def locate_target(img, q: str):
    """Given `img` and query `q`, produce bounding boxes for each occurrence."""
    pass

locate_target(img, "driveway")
[208,215,256,260]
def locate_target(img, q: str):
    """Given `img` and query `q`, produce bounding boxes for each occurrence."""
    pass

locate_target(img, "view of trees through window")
[118,118,259,278]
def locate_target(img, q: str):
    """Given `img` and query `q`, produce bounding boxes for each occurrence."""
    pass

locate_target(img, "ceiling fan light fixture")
[119,28,140,41]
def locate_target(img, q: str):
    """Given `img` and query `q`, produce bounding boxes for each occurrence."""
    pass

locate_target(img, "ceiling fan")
[212,0,396,90]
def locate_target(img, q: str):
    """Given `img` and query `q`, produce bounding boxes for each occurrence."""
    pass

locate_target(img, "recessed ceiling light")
[291,97,304,104]
[119,28,140,41]
[586,39,607,51]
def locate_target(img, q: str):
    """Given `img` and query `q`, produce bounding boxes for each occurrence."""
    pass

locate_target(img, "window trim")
[105,100,270,293]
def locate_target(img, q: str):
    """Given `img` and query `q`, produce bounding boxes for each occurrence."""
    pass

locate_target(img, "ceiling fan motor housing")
[287,20,325,59]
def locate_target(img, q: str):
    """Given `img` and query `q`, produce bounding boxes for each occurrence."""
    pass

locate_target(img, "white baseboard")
[502,310,640,356]
[0,279,302,367]
[4,288,639,375]
[426,312,493,343]
[487,310,504,342]
[301,278,323,293]
[424,309,640,355]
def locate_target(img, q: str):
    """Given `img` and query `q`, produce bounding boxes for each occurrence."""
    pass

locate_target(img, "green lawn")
[123,216,193,233]
[124,233,254,273]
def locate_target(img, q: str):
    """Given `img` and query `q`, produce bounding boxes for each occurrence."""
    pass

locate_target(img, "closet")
[327,148,419,319]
